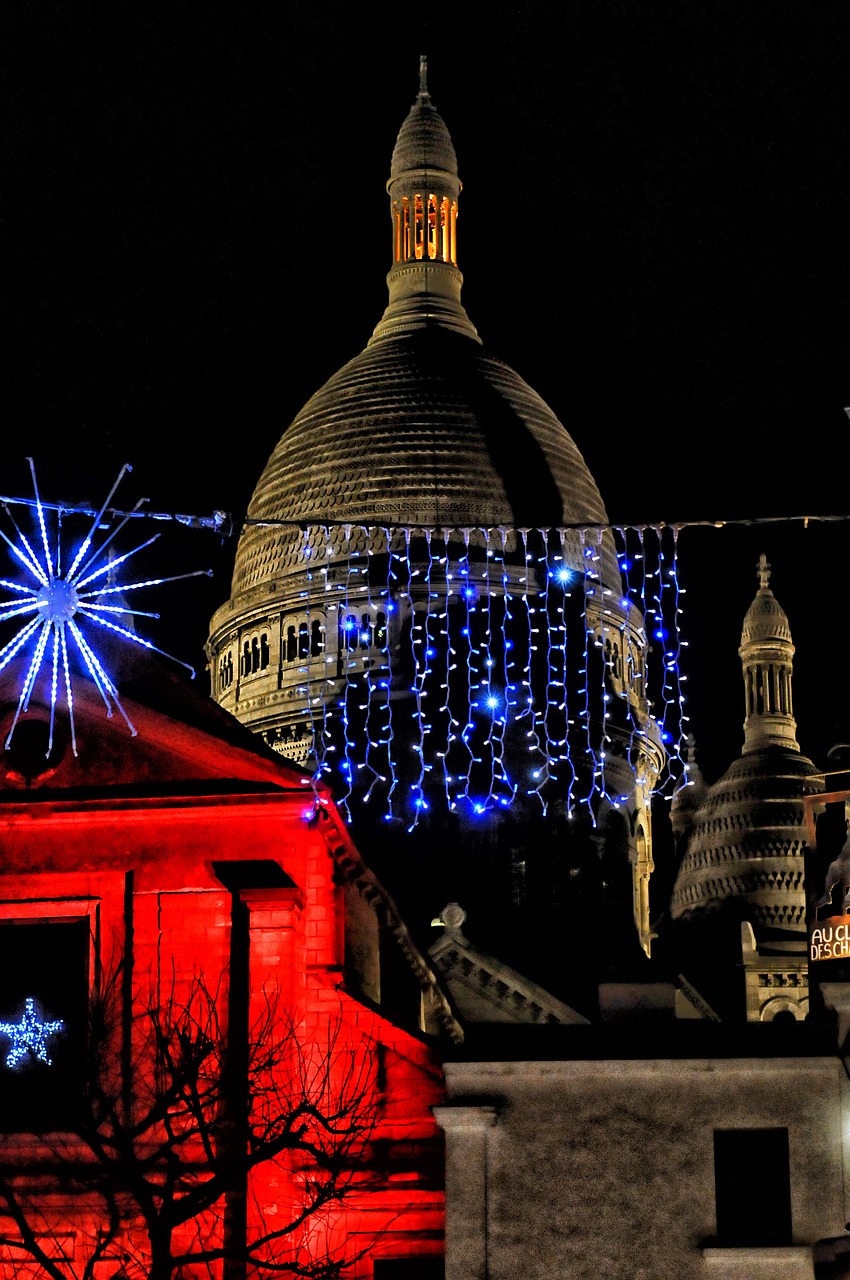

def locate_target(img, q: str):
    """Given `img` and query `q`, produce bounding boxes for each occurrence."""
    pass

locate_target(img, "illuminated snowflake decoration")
[0,460,207,756]
[0,996,64,1069]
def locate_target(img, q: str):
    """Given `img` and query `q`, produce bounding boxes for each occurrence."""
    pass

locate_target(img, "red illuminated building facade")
[0,651,454,1278]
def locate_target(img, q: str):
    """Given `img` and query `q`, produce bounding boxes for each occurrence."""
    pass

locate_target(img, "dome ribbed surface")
[741,587,792,647]
[670,748,821,932]
[232,328,616,595]
[390,98,458,178]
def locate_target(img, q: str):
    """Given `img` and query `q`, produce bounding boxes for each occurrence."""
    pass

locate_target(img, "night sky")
[3,1,850,785]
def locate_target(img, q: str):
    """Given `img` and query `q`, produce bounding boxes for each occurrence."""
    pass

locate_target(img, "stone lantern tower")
[373,55,478,345]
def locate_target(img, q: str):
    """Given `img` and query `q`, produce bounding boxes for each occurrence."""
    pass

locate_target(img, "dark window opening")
[756,669,766,714]
[341,615,358,651]
[219,651,234,690]
[2,718,68,782]
[378,923,422,1031]
[373,1260,444,1279]
[213,860,296,892]
[242,634,271,675]
[0,919,89,1131]
[771,1009,797,1024]
[713,1128,792,1246]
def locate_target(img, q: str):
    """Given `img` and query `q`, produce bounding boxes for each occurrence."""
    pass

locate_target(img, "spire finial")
[757,553,771,589]
[418,54,429,98]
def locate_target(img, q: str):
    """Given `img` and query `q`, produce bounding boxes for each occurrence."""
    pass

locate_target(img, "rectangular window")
[0,919,89,1131]
[713,1128,792,1246]
[373,1260,444,1280]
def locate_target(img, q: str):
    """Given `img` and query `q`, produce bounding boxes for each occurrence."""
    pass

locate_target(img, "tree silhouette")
[0,972,378,1279]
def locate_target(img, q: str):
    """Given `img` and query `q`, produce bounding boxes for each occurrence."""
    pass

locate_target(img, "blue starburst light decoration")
[0,996,64,1069]
[0,460,208,756]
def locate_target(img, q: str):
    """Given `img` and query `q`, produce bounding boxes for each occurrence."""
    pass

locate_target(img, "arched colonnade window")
[392,195,457,265]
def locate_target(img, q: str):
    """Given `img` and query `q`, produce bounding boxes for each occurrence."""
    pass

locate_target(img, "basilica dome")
[230,60,618,599]
[231,326,616,595]
[211,56,633,745]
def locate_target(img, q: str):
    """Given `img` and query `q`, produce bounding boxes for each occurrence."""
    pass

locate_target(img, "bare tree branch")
[0,971,380,1279]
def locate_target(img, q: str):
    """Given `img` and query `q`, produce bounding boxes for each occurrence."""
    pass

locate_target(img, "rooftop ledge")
[702,1245,813,1277]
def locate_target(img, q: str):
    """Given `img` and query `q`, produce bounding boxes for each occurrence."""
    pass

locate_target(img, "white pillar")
[433,1104,498,1280]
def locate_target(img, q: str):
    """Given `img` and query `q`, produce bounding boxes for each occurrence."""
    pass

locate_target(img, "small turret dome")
[740,580,792,648]
[670,749,819,933]
[390,58,458,179]
[737,555,797,754]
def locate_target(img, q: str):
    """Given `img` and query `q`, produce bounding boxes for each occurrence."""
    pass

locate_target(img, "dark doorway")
[713,1127,792,1246]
